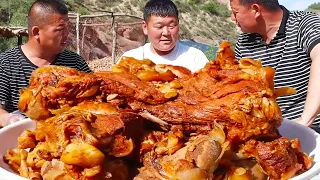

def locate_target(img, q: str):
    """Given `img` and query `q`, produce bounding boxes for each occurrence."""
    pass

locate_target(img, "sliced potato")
[61,143,105,168]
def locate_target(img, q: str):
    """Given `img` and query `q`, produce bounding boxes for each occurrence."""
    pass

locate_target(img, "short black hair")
[239,0,280,11]
[143,0,178,22]
[27,0,68,31]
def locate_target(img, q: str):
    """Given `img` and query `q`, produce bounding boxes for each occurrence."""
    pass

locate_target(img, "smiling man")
[120,0,209,73]
[0,0,91,127]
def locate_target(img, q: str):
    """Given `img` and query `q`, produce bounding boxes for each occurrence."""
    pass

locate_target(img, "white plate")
[0,119,320,180]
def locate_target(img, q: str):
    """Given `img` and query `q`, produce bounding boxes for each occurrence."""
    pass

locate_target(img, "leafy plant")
[0,0,33,26]
[0,0,33,52]
[201,2,231,18]
[0,37,14,52]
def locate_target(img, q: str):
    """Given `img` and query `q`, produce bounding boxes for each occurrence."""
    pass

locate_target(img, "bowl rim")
[0,119,320,179]
[0,119,34,180]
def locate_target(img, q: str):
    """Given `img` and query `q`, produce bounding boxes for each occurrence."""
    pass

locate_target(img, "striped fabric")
[0,46,91,113]
[235,6,320,127]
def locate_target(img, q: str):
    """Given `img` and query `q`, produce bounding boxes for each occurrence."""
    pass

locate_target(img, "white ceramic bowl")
[0,119,36,180]
[0,119,320,180]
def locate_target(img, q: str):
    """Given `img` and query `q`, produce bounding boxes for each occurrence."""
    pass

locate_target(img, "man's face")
[143,15,179,55]
[230,0,258,33]
[38,13,69,54]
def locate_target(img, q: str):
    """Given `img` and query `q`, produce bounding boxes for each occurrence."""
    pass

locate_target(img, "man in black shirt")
[230,0,320,132]
[0,0,91,127]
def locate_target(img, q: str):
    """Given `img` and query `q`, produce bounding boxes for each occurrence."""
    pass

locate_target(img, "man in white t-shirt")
[120,0,209,73]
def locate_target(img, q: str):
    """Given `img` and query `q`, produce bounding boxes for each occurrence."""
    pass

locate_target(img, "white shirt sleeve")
[117,47,143,64]
[193,50,209,71]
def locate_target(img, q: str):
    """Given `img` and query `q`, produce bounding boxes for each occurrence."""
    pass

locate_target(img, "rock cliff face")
[67,20,146,71]
[68,22,145,61]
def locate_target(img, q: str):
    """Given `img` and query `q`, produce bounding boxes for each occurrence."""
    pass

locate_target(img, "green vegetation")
[306,2,320,14]
[75,8,89,15]
[173,0,193,13]
[0,0,33,51]
[179,24,192,39]
[204,46,218,61]
[65,0,89,15]
[309,3,320,10]
[188,0,200,6]
[0,0,33,26]
[0,37,15,52]
[185,0,231,18]
[201,2,231,18]
[194,45,218,61]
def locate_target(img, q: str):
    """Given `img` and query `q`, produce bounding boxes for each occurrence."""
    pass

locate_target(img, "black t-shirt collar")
[18,45,61,68]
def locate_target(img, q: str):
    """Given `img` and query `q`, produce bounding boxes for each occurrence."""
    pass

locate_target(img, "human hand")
[1,113,25,127]
[293,117,313,127]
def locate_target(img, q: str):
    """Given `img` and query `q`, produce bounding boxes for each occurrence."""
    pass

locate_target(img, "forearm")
[0,105,10,127]
[300,44,320,126]
[300,83,320,126]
